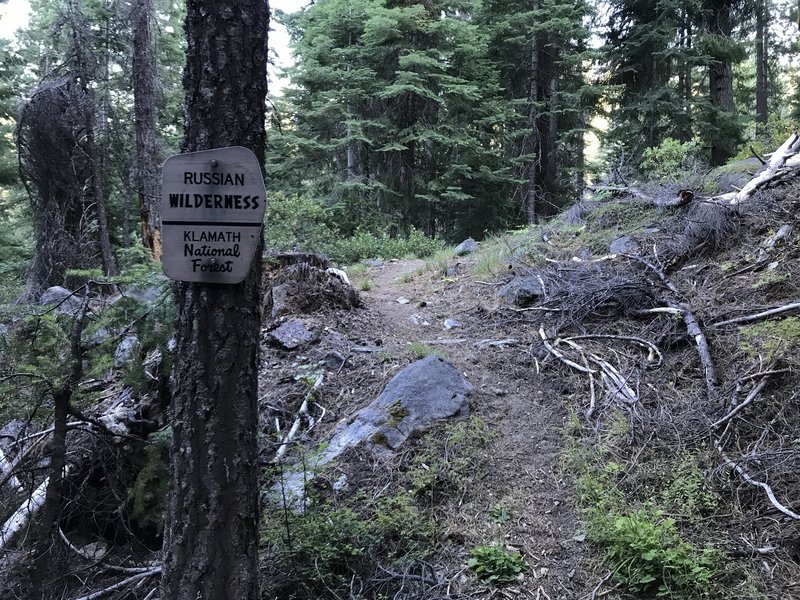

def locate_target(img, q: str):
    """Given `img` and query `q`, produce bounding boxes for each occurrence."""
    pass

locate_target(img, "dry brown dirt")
[291,257,601,599]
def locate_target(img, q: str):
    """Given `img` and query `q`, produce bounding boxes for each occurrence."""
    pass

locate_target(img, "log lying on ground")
[715,132,800,206]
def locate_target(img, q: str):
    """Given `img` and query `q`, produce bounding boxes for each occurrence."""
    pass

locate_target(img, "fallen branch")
[564,334,663,367]
[273,374,324,463]
[628,255,718,397]
[0,470,66,550]
[717,442,800,520]
[715,132,800,206]
[68,567,162,600]
[711,377,769,430]
[0,446,22,493]
[473,338,519,350]
[539,325,595,374]
[712,301,800,328]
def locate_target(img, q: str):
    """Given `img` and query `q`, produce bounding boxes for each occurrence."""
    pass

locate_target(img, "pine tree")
[271,0,523,240]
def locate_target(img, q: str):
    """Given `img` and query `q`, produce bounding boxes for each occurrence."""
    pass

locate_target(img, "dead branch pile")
[263,253,361,319]
[524,135,800,590]
[532,262,658,324]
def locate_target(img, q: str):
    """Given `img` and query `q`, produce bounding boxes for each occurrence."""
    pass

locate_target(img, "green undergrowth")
[739,316,800,364]
[468,197,666,275]
[565,409,724,598]
[261,416,491,598]
[0,260,174,423]
[265,193,445,263]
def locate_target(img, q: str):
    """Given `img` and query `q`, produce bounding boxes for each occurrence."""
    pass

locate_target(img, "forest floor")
[261,170,800,600]
[261,255,601,599]
[356,258,592,598]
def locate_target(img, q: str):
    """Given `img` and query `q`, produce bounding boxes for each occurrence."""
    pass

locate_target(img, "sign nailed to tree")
[161,146,266,283]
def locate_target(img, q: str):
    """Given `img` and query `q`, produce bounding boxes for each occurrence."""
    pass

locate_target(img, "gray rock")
[366,259,384,267]
[497,276,544,307]
[0,420,26,452]
[609,235,639,254]
[443,318,462,329]
[323,351,346,371]
[39,286,83,314]
[114,336,140,366]
[271,356,473,505]
[454,237,478,256]
[267,319,316,350]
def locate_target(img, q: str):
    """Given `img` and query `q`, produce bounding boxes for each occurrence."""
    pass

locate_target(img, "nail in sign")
[161,147,267,283]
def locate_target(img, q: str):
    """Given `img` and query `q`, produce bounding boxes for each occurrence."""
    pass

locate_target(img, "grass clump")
[407,341,443,359]
[262,417,492,599]
[409,416,491,500]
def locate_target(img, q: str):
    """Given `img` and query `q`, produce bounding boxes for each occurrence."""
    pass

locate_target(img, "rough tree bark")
[131,0,162,260]
[707,0,737,166]
[755,0,768,131]
[159,1,269,599]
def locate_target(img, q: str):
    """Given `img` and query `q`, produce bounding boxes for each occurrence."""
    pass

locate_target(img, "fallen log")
[715,132,800,206]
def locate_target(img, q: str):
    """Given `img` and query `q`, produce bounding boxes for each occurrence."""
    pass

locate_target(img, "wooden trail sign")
[161,146,267,284]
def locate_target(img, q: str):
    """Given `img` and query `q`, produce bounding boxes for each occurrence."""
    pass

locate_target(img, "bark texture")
[131,0,162,260]
[707,0,737,166]
[160,2,269,599]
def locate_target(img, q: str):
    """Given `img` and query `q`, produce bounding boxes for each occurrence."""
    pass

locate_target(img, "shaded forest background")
[0,0,798,294]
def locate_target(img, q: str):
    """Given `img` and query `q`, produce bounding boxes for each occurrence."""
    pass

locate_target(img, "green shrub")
[467,545,526,585]
[640,137,705,180]
[571,445,721,598]
[331,227,443,263]
[598,506,720,597]
[264,192,337,254]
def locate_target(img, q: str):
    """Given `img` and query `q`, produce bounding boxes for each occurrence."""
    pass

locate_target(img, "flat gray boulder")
[266,319,316,350]
[454,238,478,256]
[271,356,473,504]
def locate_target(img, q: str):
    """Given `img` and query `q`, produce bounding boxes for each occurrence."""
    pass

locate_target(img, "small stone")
[114,336,140,366]
[397,296,411,304]
[323,351,346,371]
[443,318,462,329]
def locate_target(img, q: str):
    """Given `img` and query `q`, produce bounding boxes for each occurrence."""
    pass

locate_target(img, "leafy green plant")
[569,441,721,598]
[467,545,526,584]
[489,502,511,524]
[640,137,705,180]
[599,506,720,597]
[660,453,717,519]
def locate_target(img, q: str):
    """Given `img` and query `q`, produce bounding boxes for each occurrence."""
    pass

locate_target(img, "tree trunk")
[159,1,269,599]
[132,0,162,260]
[708,0,737,166]
[85,116,117,276]
[755,0,768,132]
[525,19,540,225]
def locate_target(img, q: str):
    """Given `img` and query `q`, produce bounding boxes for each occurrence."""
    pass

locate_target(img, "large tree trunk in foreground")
[160,2,269,599]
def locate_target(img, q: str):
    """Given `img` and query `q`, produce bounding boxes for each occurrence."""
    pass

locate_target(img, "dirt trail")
[354,259,594,599]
